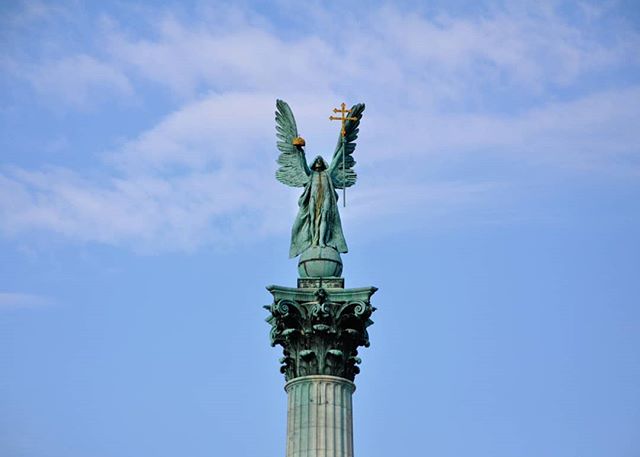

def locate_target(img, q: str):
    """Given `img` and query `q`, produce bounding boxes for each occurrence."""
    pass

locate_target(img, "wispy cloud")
[0,165,284,251]
[0,292,51,309]
[110,92,277,172]
[26,54,133,108]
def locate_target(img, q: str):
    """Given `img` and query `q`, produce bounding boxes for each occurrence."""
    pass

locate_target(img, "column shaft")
[285,375,355,457]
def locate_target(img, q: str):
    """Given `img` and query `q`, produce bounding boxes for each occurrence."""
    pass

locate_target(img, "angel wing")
[275,99,310,187]
[329,103,365,189]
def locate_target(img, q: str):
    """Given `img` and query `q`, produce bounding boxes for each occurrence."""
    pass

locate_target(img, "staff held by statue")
[329,102,359,207]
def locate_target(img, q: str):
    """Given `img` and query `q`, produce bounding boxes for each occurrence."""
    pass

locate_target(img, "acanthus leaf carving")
[266,286,377,381]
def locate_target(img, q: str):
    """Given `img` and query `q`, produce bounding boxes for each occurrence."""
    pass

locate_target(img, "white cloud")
[1,0,69,28]
[0,165,287,251]
[0,292,51,309]
[95,3,637,106]
[366,86,640,165]
[26,54,132,108]
[346,6,596,93]
[106,16,337,98]
[110,92,277,172]
[6,2,637,113]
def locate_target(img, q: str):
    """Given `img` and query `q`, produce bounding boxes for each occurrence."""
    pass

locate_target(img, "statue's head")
[311,156,327,171]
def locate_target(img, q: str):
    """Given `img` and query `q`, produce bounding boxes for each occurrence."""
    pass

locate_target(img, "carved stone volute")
[265,285,377,382]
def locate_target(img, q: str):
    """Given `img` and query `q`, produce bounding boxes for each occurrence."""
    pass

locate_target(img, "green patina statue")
[275,99,365,260]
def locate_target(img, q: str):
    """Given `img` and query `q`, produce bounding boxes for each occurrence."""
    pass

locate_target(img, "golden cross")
[329,102,358,137]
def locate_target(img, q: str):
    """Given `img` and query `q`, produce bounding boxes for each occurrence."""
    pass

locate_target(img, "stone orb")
[298,246,343,278]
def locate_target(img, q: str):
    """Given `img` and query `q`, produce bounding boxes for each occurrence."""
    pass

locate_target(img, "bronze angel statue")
[275,99,365,259]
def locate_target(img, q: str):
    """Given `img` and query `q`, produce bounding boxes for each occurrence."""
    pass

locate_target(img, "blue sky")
[1,1,639,456]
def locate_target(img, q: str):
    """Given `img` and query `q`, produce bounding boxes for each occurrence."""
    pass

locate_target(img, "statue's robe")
[289,160,348,258]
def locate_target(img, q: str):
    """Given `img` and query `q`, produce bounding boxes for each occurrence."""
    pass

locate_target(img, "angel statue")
[275,99,365,262]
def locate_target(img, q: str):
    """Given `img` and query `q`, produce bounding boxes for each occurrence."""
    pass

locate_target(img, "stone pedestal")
[285,376,355,457]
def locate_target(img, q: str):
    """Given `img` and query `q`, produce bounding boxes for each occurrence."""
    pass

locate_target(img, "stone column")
[285,375,355,457]
[265,285,377,457]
